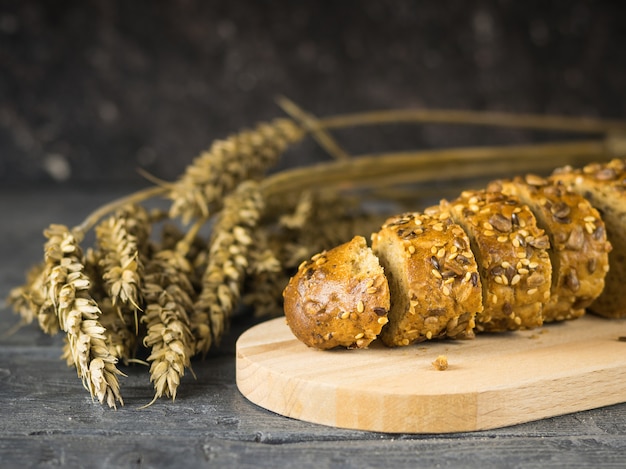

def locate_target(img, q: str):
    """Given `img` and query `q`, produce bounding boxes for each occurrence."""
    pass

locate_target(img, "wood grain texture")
[237,315,626,433]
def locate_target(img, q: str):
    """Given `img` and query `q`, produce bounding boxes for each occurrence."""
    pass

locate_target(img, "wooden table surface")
[2,185,626,469]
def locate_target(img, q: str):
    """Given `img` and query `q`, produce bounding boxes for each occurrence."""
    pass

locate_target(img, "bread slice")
[487,175,610,322]
[550,160,620,317]
[439,189,552,332]
[371,210,482,347]
[283,235,390,349]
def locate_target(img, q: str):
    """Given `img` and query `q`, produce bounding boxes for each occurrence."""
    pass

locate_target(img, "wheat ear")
[168,118,303,224]
[141,248,196,403]
[95,212,144,313]
[192,180,264,354]
[43,224,124,408]
[241,228,287,318]
[6,263,53,332]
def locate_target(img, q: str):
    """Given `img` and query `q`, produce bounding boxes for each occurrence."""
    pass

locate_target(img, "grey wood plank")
[2,433,626,469]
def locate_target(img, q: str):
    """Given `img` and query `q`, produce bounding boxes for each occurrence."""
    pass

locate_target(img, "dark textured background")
[1,0,625,184]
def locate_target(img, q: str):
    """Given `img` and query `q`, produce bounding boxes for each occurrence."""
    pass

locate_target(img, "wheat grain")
[6,263,50,329]
[290,192,379,259]
[95,213,144,312]
[241,229,287,318]
[99,297,138,365]
[192,180,264,354]
[122,204,153,247]
[268,190,384,269]
[42,224,124,407]
[168,118,303,224]
[141,248,196,402]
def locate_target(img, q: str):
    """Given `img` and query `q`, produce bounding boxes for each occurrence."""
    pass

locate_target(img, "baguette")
[283,161,618,350]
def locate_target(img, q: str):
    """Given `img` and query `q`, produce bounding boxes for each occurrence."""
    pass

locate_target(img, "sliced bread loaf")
[440,189,552,332]
[550,159,620,317]
[488,175,610,322]
[371,210,482,347]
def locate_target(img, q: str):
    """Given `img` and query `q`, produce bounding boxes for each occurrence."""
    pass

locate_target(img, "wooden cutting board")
[236,315,626,433]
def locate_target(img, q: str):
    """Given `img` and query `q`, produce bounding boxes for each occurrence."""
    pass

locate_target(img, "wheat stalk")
[275,95,351,161]
[317,108,626,134]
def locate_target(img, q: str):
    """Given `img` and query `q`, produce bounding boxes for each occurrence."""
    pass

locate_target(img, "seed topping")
[373,307,388,316]
[489,213,513,232]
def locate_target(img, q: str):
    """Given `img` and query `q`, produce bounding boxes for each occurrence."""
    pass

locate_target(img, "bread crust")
[372,210,482,347]
[488,175,610,322]
[283,236,390,349]
[440,190,552,332]
[550,160,620,317]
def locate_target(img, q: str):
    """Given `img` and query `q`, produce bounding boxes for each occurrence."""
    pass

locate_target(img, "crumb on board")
[432,355,448,371]
[528,328,550,339]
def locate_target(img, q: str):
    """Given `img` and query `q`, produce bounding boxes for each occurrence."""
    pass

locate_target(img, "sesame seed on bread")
[550,159,622,318]
[371,210,482,347]
[283,235,390,349]
[439,189,552,332]
[487,174,610,322]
